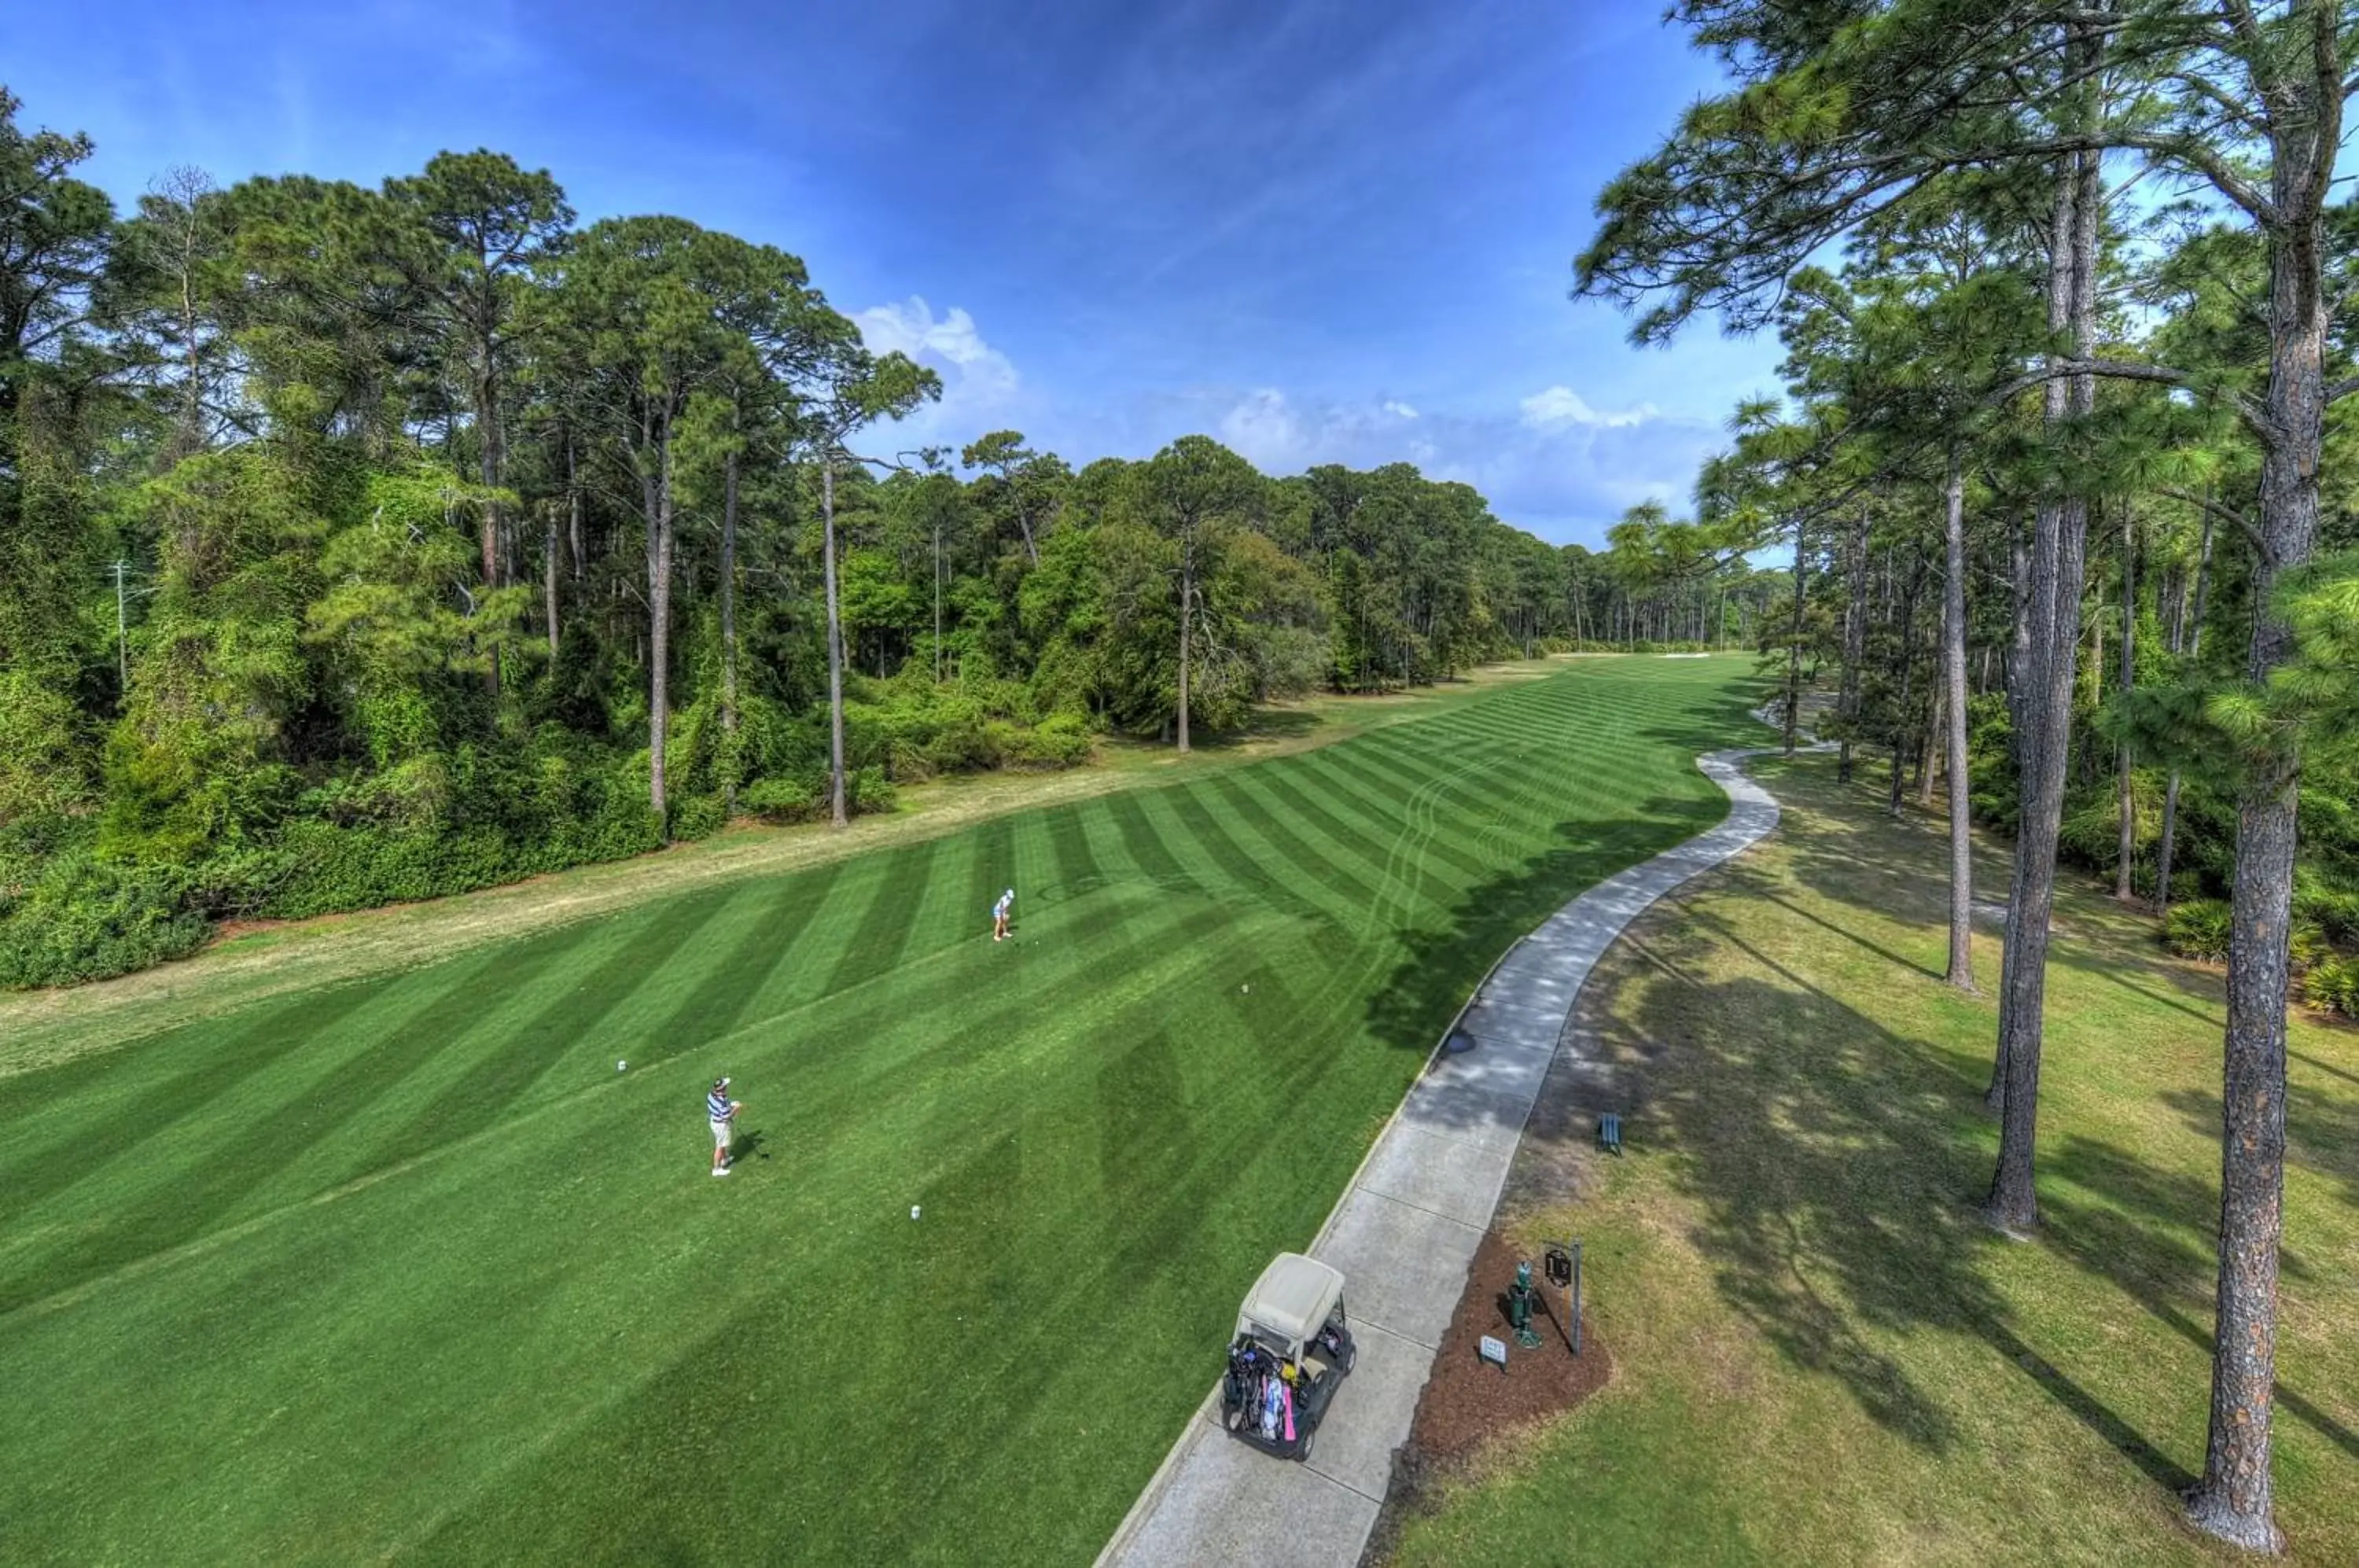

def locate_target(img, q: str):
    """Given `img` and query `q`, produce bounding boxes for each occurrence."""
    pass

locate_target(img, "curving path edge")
[1097,747,1792,1568]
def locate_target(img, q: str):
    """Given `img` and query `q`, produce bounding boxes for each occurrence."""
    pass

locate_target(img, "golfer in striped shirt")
[708,1077,742,1176]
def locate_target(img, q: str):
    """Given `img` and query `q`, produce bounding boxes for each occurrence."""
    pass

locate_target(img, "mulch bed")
[1363,1230,1611,1562]
[1410,1228,1610,1459]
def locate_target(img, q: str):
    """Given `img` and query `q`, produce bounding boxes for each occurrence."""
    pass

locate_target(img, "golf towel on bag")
[1260,1378,1283,1440]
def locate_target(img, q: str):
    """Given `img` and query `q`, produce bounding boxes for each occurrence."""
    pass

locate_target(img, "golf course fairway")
[0,655,1754,1566]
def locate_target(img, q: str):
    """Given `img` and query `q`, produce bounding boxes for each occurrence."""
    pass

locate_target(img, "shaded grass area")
[0,656,1757,1566]
[1386,755,2359,1567]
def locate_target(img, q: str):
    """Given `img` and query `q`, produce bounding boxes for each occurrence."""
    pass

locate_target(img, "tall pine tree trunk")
[646,415,675,829]
[2116,514,2137,901]
[1784,518,1807,753]
[477,363,504,698]
[1176,536,1194,753]
[1985,110,2100,1230]
[543,507,559,659]
[566,436,585,586]
[1887,555,1920,817]
[2156,513,2211,915]
[1917,679,1941,808]
[1837,509,1868,782]
[2188,30,2340,1537]
[823,455,848,829]
[721,443,739,737]
[1943,448,1975,990]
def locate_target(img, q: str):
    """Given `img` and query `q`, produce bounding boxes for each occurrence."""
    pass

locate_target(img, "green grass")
[0,655,1757,1566]
[1384,756,2359,1567]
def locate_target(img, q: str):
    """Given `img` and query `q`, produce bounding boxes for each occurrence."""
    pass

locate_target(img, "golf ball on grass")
[911,1205,922,1220]
[616,1060,627,1072]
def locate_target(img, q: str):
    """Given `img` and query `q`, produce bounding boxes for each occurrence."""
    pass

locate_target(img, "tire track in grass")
[1301,745,1492,885]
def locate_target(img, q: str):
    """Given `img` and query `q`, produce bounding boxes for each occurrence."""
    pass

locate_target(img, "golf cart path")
[1098,746,1791,1568]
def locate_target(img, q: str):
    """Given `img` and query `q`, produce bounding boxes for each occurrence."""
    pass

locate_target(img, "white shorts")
[711,1117,733,1148]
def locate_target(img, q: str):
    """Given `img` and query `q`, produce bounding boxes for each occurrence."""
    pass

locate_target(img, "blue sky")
[3,0,1784,544]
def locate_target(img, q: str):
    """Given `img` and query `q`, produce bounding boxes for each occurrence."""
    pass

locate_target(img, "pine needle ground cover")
[0,656,1755,1566]
[1385,756,2359,1567]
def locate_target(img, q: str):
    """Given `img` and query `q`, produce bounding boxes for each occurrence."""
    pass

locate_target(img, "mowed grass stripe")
[1042,797,1106,907]
[0,976,391,1230]
[1201,771,1389,926]
[0,657,1759,1566]
[825,835,944,993]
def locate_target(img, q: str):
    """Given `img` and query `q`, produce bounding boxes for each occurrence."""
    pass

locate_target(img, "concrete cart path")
[1097,748,1788,1568]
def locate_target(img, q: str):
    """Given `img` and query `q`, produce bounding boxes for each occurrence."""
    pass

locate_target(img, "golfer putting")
[707,1077,742,1176]
[992,886,1015,943]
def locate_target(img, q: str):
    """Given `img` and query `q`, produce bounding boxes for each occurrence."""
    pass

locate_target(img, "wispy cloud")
[1518,385,1659,430]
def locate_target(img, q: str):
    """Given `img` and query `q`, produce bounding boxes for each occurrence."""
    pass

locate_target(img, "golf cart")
[1220,1252,1356,1460]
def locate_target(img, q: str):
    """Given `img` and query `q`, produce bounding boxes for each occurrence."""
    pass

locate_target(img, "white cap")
[1004,888,1014,899]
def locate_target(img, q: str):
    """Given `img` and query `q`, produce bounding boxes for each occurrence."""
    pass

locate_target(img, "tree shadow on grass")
[1613,757,2359,1495]
[1604,918,1993,1454]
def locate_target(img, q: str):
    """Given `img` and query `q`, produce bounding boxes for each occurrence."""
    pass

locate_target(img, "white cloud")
[1518,385,1659,431]
[1381,399,1419,420]
[1217,388,1305,468]
[856,296,1017,387]
[852,296,1025,447]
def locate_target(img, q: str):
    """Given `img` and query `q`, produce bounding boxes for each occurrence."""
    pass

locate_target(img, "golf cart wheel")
[1295,1424,1316,1462]
[1341,1337,1358,1374]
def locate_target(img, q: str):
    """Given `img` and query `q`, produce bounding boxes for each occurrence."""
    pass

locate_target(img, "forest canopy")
[0,87,1765,988]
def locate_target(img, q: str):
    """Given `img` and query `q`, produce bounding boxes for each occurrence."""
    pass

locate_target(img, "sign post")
[1544,1239,1582,1355]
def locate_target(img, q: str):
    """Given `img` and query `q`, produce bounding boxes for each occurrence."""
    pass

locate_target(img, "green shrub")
[2163,899,2233,963]
[668,793,727,841]
[738,767,896,824]
[988,712,1092,769]
[741,775,821,823]
[2304,954,2359,1018]
[849,765,896,815]
[0,848,208,988]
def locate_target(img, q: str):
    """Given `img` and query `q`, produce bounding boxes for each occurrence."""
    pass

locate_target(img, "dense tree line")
[0,88,1718,991]
[1584,2,2359,1550]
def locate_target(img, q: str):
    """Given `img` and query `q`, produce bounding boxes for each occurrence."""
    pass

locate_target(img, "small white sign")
[1478,1334,1509,1369]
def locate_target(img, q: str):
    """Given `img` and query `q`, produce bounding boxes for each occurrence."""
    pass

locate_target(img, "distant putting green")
[0,656,1754,1566]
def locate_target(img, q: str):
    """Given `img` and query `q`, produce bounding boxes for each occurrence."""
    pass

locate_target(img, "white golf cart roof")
[1235,1252,1345,1354]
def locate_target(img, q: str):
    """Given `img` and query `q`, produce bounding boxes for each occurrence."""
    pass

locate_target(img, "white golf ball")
[911,1205,922,1220]
[616,1060,627,1072]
